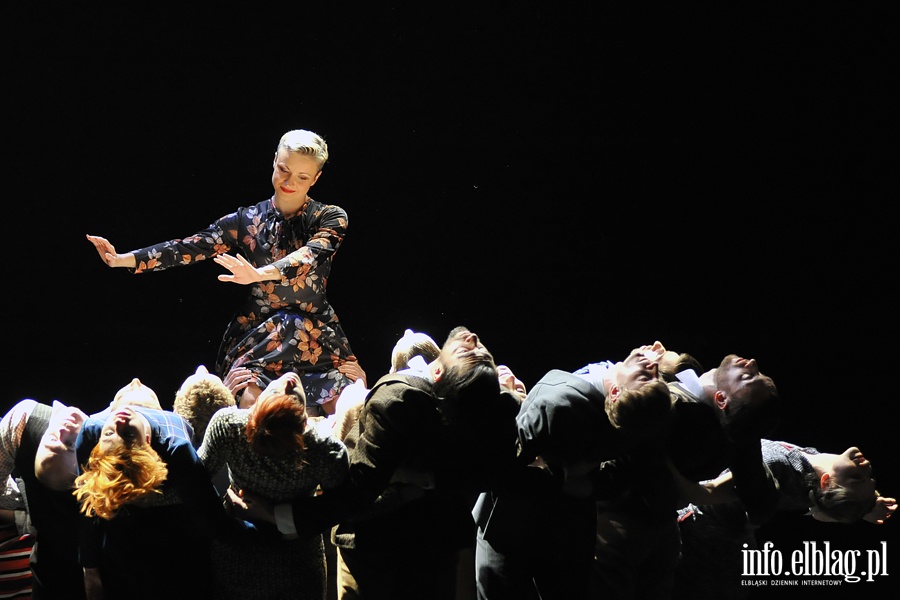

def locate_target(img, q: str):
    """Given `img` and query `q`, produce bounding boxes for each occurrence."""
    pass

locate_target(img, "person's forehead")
[277,149,317,167]
[442,334,471,349]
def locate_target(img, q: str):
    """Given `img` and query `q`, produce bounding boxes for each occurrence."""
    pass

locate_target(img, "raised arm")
[88,209,243,274]
[86,235,136,268]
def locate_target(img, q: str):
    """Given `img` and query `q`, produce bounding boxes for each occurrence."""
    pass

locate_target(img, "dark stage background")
[6,5,896,597]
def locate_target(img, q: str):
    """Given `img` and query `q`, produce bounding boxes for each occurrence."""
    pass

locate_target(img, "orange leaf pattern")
[128,196,355,405]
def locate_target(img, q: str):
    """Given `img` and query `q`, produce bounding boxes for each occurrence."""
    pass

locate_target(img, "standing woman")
[86,129,358,415]
[199,371,349,599]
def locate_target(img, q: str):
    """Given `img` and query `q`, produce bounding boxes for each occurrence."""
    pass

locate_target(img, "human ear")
[608,384,621,403]
[820,473,831,490]
[432,364,444,382]
[714,391,728,410]
[311,170,322,186]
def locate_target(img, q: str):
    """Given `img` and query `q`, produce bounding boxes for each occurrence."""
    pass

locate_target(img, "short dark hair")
[807,472,877,523]
[607,380,673,443]
[432,361,520,492]
[659,353,704,383]
[433,361,500,416]
[722,386,780,440]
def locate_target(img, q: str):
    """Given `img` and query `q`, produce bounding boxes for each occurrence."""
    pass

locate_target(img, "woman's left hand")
[215,253,263,285]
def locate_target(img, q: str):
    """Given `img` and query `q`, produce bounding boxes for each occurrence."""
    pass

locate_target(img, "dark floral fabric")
[130,196,356,405]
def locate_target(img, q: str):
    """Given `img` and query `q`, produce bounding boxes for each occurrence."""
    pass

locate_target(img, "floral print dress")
[130,196,356,409]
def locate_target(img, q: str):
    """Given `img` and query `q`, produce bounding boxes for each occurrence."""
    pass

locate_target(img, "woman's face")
[255,372,304,408]
[271,149,321,209]
[99,407,151,453]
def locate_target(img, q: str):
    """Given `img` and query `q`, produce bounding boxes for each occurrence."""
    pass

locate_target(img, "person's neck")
[698,369,717,406]
[601,363,619,395]
[274,195,309,219]
[803,451,832,477]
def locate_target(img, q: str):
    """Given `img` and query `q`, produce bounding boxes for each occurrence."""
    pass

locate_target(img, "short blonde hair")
[73,444,168,520]
[110,378,161,411]
[390,329,440,373]
[278,129,329,171]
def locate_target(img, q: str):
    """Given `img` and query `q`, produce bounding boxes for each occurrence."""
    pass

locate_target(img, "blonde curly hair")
[73,443,168,520]
[173,366,236,445]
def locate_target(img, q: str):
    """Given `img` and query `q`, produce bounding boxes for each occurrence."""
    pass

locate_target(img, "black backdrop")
[6,5,897,597]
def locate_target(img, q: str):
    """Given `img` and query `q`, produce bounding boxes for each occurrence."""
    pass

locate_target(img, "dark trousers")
[474,531,591,600]
[337,544,459,600]
[591,508,682,600]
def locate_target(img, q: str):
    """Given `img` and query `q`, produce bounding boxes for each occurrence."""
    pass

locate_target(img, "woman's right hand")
[225,486,276,525]
[338,359,367,387]
[86,234,136,268]
[223,366,255,398]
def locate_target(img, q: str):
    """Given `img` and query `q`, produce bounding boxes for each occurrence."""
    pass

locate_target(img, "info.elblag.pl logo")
[742,541,888,585]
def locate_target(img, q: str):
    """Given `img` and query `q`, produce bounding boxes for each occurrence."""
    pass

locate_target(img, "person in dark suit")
[473,349,672,600]
[590,350,782,600]
[74,383,233,600]
[664,354,781,525]
[231,326,522,600]
[0,399,88,599]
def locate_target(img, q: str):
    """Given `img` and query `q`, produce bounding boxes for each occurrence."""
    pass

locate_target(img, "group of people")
[1,128,892,600]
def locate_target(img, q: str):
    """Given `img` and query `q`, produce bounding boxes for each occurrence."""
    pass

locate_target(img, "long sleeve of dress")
[124,197,356,398]
[129,198,347,311]
[271,202,347,281]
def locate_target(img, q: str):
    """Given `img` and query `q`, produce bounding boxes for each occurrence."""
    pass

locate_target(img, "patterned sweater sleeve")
[197,407,238,477]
